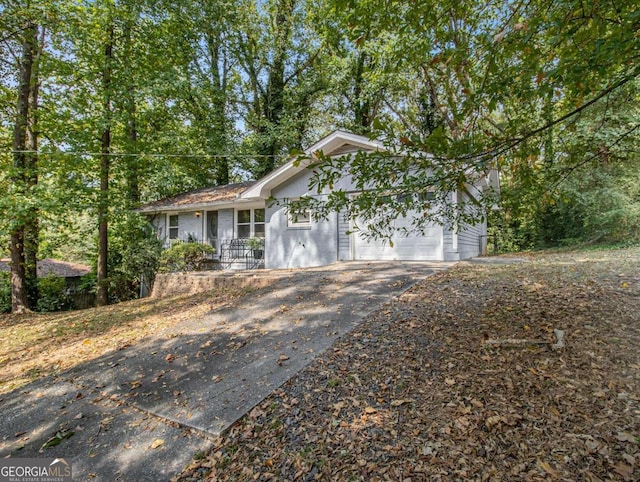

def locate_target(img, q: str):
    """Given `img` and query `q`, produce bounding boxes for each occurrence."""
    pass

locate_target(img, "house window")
[287,199,311,227]
[236,208,265,238]
[169,214,179,239]
[254,208,265,237]
[418,191,436,202]
[237,209,251,238]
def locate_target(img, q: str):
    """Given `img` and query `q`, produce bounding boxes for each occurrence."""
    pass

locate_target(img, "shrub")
[158,242,215,273]
[0,272,10,313]
[0,273,72,313]
[36,276,71,312]
[107,214,164,302]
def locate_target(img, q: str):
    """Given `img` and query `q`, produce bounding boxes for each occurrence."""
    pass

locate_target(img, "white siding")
[266,170,337,268]
[337,209,351,261]
[267,166,450,266]
[442,189,487,260]
[443,226,459,261]
[153,212,204,245]
[218,208,234,241]
[457,222,482,259]
[177,212,204,241]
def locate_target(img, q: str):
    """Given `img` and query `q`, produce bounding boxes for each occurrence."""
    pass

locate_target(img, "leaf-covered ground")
[0,286,250,394]
[176,247,640,481]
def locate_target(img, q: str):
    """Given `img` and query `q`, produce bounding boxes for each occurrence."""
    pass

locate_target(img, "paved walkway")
[0,261,451,481]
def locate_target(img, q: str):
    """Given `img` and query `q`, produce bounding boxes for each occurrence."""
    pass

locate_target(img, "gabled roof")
[305,130,384,155]
[137,181,255,214]
[240,130,385,200]
[136,131,385,212]
[0,258,91,278]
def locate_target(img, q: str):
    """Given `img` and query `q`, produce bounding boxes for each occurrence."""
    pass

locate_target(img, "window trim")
[235,207,265,238]
[418,191,436,202]
[168,213,179,240]
[287,198,312,228]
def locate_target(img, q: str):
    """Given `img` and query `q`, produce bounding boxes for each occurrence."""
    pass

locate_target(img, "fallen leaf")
[616,432,637,443]
[622,453,635,465]
[390,399,414,407]
[613,463,633,480]
[485,415,503,429]
[538,460,559,478]
[150,439,164,449]
[364,406,377,414]
[328,401,345,418]
[276,354,290,366]
[165,354,176,363]
[39,430,74,451]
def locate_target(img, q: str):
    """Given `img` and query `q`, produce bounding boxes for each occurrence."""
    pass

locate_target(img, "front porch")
[218,238,265,270]
[164,236,265,271]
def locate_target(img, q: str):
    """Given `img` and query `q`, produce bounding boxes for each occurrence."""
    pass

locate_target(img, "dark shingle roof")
[137,181,255,213]
[0,258,91,278]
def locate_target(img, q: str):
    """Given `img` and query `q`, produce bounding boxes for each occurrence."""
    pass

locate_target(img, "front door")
[206,211,218,251]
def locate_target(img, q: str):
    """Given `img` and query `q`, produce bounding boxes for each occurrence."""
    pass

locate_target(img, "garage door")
[352,217,443,261]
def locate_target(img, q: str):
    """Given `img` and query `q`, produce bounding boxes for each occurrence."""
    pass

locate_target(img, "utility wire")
[9,150,291,158]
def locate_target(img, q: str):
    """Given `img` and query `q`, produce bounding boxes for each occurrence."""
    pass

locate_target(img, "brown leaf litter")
[175,247,640,481]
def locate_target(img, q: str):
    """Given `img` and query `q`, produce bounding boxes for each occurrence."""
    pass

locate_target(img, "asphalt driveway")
[0,261,451,481]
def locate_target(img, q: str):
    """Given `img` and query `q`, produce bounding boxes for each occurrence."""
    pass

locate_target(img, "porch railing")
[219,238,264,270]
[161,236,264,270]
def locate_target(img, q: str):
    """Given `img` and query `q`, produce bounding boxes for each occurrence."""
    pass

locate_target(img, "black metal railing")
[219,238,264,270]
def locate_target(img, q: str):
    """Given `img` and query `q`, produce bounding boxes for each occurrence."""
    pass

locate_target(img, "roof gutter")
[136,198,256,214]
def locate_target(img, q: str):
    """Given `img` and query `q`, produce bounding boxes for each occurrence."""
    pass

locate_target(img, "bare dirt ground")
[175,247,640,481]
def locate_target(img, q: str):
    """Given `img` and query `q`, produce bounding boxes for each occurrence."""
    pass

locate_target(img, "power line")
[9,150,291,158]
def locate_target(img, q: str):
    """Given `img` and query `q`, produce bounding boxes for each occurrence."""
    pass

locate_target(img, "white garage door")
[353,217,443,261]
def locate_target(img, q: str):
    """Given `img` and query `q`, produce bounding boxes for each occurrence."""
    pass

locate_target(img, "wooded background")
[1,0,638,312]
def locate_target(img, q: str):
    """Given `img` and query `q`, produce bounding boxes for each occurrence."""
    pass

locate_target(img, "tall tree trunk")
[10,22,37,314]
[123,20,140,206]
[254,0,294,178]
[206,29,230,185]
[125,96,139,204]
[24,26,43,309]
[97,22,114,307]
[543,90,554,167]
[351,50,376,133]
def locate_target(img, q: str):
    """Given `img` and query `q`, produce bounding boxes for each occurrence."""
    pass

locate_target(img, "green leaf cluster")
[157,241,215,273]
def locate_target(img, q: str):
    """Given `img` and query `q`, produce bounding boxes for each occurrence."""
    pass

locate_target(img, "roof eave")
[136,198,255,214]
[241,131,387,200]
[305,129,385,154]
[240,159,312,200]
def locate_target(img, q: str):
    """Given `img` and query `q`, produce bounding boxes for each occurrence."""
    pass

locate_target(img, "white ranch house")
[138,131,499,269]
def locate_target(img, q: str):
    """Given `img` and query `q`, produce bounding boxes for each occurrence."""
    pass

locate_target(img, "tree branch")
[284,47,323,86]
[471,66,640,163]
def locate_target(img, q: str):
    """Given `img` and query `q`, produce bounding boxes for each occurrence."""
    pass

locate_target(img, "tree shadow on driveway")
[0,262,449,481]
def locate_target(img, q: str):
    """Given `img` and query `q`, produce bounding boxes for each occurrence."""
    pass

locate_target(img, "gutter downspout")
[336,210,340,262]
